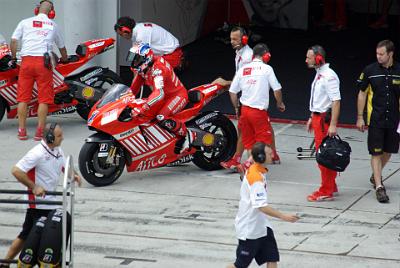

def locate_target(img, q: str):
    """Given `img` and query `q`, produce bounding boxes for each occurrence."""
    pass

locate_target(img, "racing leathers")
[130,56,189,138]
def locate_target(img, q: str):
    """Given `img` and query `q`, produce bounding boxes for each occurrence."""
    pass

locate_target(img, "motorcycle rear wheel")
[76,70,123,120]
[192,114,237,171]
[79,142,126,186]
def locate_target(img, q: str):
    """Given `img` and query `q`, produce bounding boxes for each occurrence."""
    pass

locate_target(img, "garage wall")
[118,0,207,66]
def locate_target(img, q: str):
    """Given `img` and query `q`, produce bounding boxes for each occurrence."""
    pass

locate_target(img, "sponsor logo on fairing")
[0,79,7,87]
[88,41,105,49]
[101,109,118,125]
[195,112,218,125]
[84,77,98,85]
[80,68,102,82]
[167,154,194,166]
[202,85,218,94]
[49,106,76,115]
[198,122,212,130]
[88,110,99,124]
[117,127,138,139]
[135,153,167,171]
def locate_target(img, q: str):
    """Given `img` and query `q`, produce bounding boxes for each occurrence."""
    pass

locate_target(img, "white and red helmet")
[0,42,12,71]
[127,43,154,75]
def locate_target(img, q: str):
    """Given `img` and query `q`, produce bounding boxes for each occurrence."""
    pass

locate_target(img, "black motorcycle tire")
[76,70,123,120]
[0,97,6,123]
[79,142,126,187]
[192,114,237,171]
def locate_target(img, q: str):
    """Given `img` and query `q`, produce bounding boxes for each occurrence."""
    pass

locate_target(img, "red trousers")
[239,106,273,150]
[312,113,337,195]
[17,56,54,104]
[163,48,183,69]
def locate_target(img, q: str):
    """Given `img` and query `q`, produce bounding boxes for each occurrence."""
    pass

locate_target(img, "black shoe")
[370,174,384,189]
[174,137,185,154]
[376,186,389,203]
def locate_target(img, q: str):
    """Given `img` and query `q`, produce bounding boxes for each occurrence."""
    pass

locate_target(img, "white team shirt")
[132,22,179,55]
[235,163,272,240]
[309,63,341,112]
[229,59,282,110]
[235,45,253,71]
[11,14,65,57]
[16,140,65,210]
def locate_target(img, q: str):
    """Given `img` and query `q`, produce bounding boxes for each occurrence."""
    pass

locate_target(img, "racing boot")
[220,154,242,170]
[174,129,196,154]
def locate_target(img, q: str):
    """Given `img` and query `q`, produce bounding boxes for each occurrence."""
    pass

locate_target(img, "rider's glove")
[131,103,150,118]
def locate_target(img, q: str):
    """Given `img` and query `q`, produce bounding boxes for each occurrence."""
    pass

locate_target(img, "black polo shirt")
[357,62,400,128]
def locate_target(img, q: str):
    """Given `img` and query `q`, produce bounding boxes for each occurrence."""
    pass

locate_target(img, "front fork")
[98,143,128,166]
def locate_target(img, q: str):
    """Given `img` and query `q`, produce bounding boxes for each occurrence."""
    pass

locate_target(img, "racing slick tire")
[192,114,237,171]
[79,142,126,186]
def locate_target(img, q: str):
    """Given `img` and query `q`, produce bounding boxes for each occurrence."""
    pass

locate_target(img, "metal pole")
[62,155,73,268]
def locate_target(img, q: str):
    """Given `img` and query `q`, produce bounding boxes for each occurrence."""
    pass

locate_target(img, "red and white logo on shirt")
[33,21,43,28]
[243,67,252,76]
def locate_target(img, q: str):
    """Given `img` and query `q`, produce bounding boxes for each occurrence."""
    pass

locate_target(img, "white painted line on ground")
[274,123,293,135]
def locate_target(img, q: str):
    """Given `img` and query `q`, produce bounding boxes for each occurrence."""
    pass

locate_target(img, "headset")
[262,51,271,63]
[254,150,266,163]
[253,43,271,64]
[45,122,57,144]
[115,24,132,34]
[34,0,55,19]
[237,27,248,46]
[252,142,267,164]
[311,45,325,66]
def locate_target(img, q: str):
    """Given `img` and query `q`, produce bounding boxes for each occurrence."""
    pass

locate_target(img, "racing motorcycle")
[78,82,237,186]
[0,38,122,123]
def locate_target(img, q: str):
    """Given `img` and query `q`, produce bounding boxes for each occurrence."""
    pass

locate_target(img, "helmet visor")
[126,51,145,68]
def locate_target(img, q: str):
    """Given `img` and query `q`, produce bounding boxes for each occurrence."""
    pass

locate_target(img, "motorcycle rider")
[11,0,68,140]
[0,34,15,71]
[114,16,183,70]
[128,43,195,154]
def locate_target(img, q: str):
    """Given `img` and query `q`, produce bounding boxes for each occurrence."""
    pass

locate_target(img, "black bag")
[316,135,351,172]
[18,216,47,267]
[37,209,71,267]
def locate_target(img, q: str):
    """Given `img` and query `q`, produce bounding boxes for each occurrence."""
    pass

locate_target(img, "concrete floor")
[0,113,399,267]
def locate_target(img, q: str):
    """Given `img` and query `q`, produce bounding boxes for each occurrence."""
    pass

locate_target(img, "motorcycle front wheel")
[0,97,7,123]
[192,114,237,171]
[76,70,123,120]
[78,142,126,187]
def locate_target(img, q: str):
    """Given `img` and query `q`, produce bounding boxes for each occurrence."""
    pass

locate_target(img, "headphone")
[34,0,55,19]
[115,24,132,34]
[252,143,267,163]
[238,27,248,46]
[45,122,57,144]
[253,44,271,64]
[253,150,266,163]
[262,51,271,63]
[311,46,325,66]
